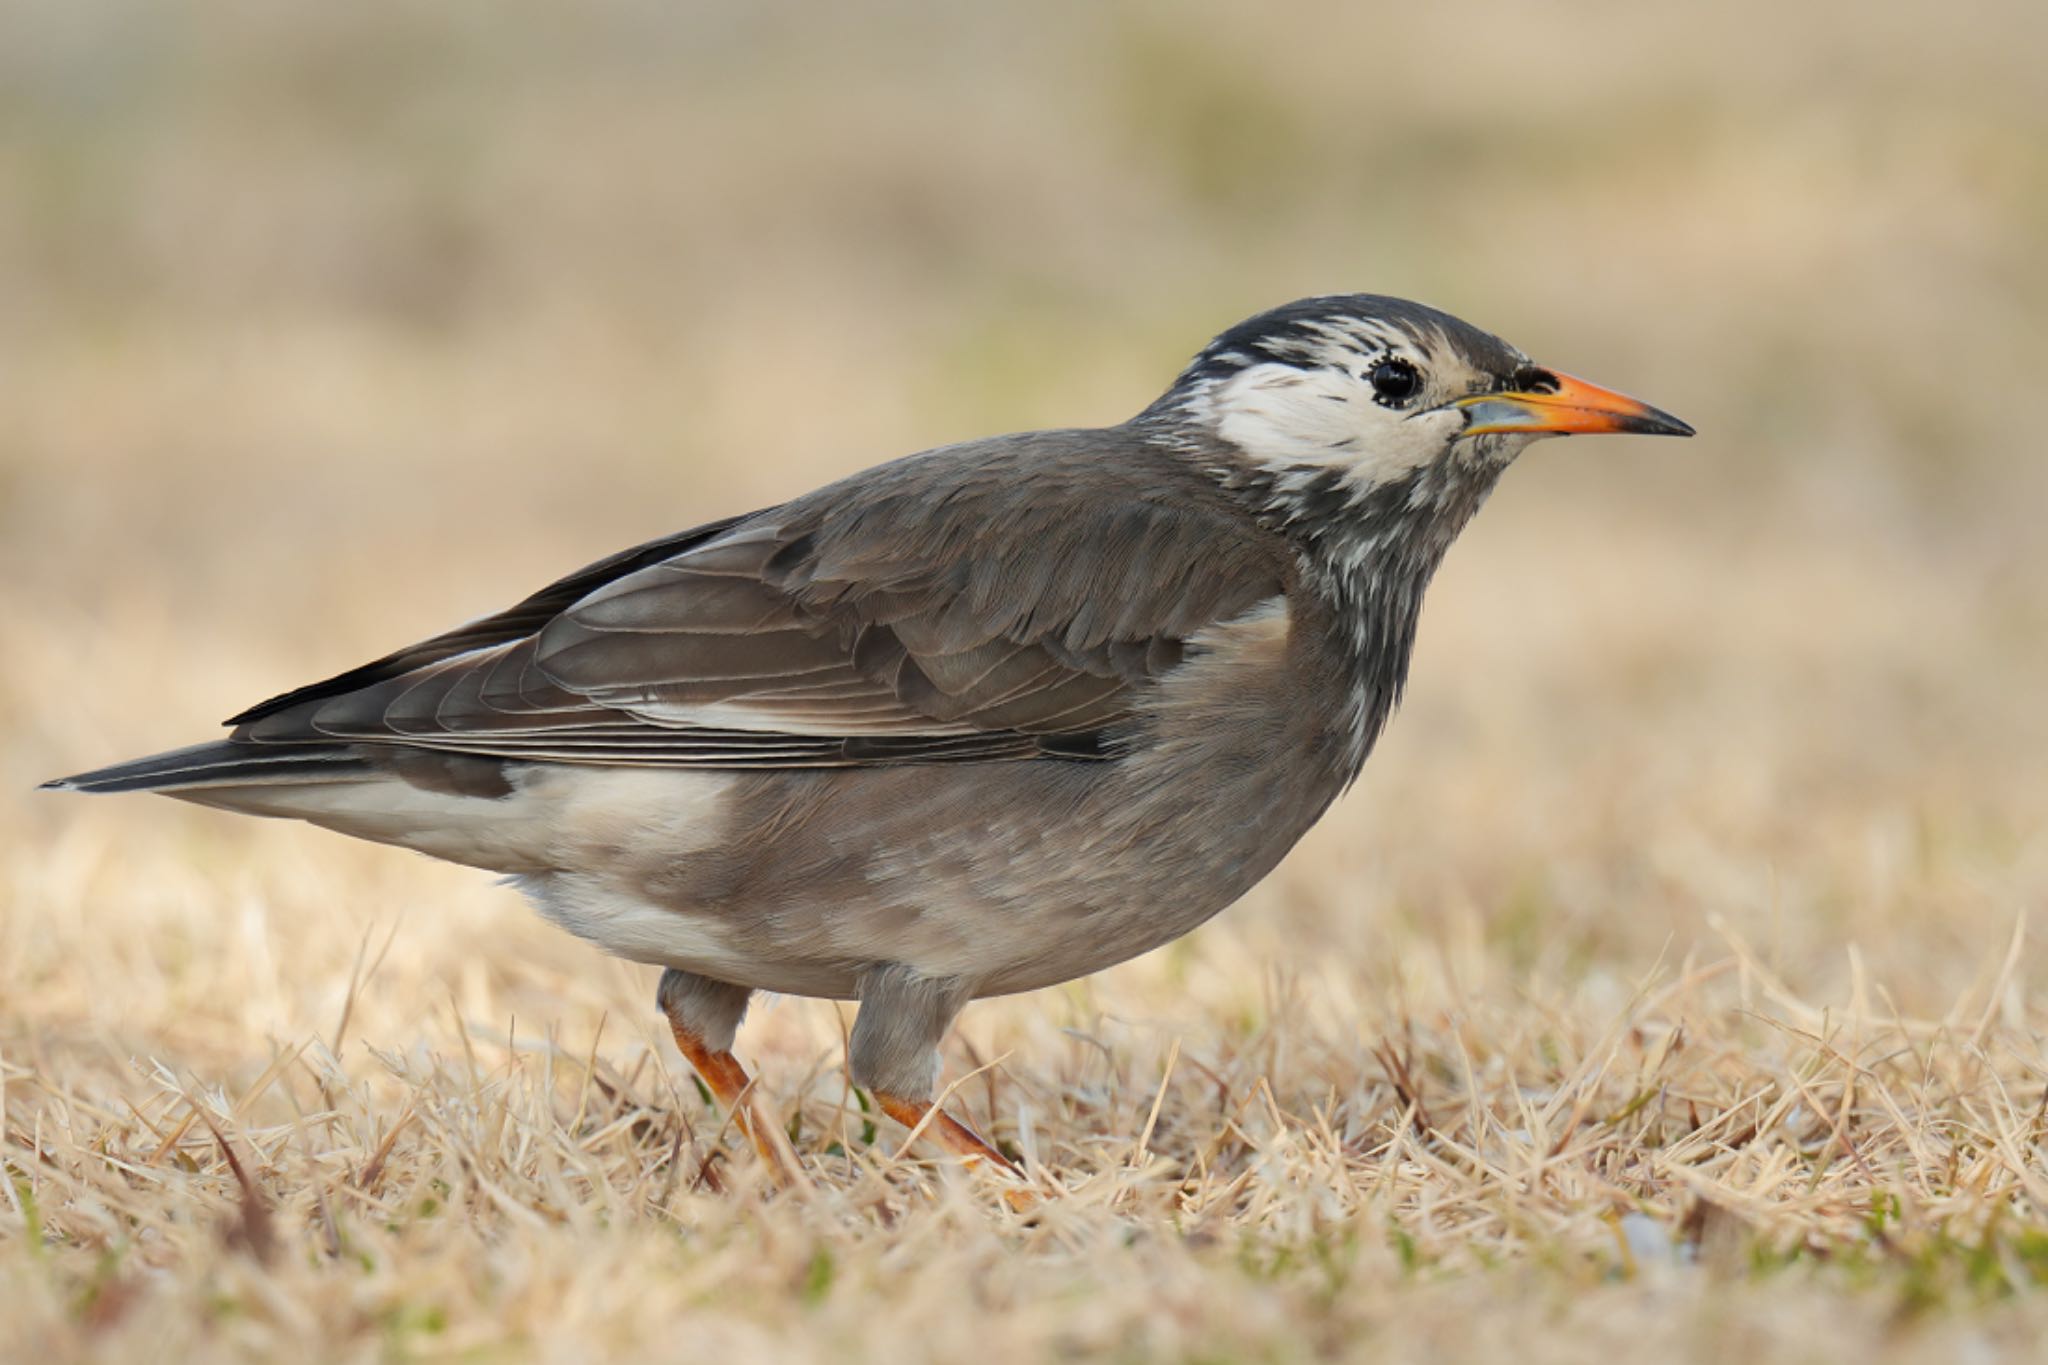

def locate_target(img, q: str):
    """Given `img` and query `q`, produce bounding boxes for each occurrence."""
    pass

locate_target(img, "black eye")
[1512,365,1560,394]
[1367,357,1421,405]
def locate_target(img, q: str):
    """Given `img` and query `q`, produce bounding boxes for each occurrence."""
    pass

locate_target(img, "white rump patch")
[512,869,756,977]
[209,764,738,877]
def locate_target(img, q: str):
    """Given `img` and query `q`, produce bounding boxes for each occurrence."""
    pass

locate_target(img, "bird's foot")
[668,1022,805,1185]
[872,1090,1036,1210]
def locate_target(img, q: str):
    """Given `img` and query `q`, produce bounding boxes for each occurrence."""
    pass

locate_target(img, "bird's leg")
[851,964,1029,1192]
[870,1091,1021,1174]
[656,968,796,1177]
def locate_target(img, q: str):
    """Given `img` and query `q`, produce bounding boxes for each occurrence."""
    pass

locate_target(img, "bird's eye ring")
[1366,357,1421,406]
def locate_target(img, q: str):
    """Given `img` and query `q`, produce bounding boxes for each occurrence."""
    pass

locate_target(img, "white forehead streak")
[1304,317,1403,352]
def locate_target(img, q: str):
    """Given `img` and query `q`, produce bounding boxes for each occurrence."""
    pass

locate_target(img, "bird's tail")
[41,740,373,795]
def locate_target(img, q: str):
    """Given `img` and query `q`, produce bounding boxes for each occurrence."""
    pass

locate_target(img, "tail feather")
[42,741,373,795]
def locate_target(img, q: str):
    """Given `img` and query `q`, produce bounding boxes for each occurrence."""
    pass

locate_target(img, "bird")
[44,293,1691,1185]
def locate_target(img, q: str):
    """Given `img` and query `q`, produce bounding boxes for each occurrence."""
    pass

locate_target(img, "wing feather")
[232,430,1289,769]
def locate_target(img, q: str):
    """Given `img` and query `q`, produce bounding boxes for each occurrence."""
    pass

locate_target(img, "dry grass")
[5,2,2048,1360]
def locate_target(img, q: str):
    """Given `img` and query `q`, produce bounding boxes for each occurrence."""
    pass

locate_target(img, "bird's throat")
[1272,460,1506,777]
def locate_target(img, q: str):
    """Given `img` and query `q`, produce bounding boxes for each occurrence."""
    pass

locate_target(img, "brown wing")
[234,430,1288,767]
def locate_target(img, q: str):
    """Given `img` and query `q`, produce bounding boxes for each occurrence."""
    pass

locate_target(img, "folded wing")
[233,432,1288,768]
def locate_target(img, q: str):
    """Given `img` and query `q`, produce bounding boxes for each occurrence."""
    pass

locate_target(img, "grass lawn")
[6,3,2046,1358]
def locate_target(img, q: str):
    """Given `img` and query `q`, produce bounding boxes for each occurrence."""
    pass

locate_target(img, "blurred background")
[4,0,2046,1115]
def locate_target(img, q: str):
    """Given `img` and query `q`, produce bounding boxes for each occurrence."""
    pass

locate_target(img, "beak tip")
[1639,410,1695,439]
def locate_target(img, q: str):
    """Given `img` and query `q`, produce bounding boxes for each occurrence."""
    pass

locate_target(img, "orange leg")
[669,1021,799,1180]
[874,1091,1035,1209]
[872,1088,1040,1178]
[873,1091,1019,1172]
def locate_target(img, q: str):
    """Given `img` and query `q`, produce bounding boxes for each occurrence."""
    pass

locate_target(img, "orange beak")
[1451,369,1693,438]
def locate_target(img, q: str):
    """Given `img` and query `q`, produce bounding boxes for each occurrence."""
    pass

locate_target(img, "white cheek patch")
[1209,363,1461,484]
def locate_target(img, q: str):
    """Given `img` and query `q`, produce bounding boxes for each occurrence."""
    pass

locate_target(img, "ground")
[4,3,2047,1360]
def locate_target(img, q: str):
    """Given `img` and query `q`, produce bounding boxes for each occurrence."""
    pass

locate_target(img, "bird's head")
[1149,294,1691,500]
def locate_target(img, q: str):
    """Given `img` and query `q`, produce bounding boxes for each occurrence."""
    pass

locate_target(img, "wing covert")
[234,431,1289,768]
